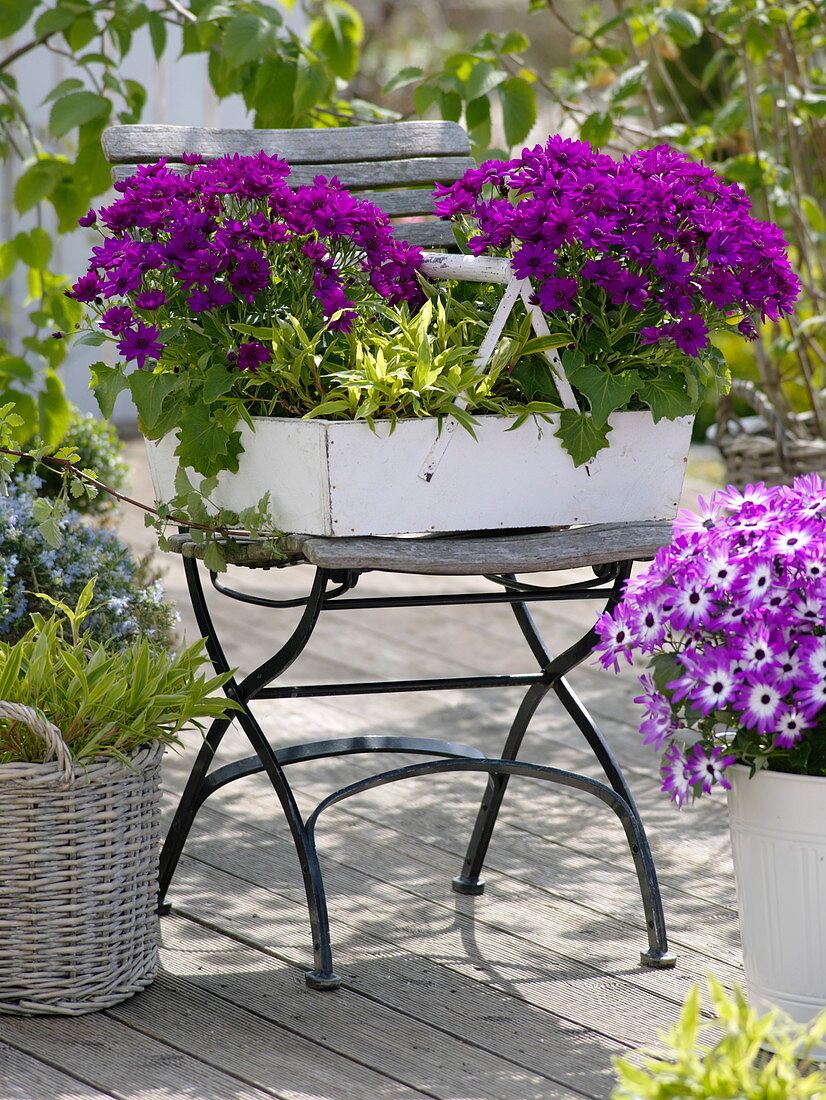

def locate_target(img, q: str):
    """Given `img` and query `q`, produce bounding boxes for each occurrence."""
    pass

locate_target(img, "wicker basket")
[715,378,826,488]
[0,701,164,1015]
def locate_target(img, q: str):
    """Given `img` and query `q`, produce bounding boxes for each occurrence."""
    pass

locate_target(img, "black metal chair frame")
[158,540,677,990]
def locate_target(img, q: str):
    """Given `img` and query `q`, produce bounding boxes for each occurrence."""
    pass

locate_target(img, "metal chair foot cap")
[305,969,343,991]
[452,875,485,896]
[640,949,676,969]
[157,899,172,916]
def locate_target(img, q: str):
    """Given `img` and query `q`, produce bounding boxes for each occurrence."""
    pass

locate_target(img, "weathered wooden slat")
[0,1014,285,1100]
[102,121,472,163]
[167,521,672,573]
[111,155,474,190]
[109,969,435,1100]
[155,914,618,1099]
[287,520,673,574]
[390,221,456,247]
[0,1040,116,1100]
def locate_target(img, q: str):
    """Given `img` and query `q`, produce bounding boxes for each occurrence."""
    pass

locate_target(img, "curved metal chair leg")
[452,681,550,894]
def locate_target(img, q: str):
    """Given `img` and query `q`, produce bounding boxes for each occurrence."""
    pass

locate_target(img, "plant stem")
[0,447,251,537]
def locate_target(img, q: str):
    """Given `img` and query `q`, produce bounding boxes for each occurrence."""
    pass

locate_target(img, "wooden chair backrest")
[101,121,475,249]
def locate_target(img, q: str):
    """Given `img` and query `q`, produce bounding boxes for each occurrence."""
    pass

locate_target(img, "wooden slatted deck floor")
[0,443,735,1100]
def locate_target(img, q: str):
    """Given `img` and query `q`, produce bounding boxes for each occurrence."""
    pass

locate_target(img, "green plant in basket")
[0,581,235,765]
[612,977,826,1099]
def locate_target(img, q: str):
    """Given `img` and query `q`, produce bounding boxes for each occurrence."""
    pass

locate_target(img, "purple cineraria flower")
[595,473,826,800]
[661,743,694,808]
[187,283,235,312]
[134,290,166,311]
[536,275,578,312]
[234,340,271,373]
[116,322,164,369]
[687,744,737,794]
[66,272,103,302]
[100,306,135,334]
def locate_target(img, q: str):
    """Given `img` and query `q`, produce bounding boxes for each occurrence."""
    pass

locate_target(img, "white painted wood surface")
[145,413,693,537]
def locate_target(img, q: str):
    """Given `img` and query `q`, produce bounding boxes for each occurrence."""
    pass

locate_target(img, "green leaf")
[14,227,52,269]
[129,370,181,435]
[636,374,696,420]
[14,158,66,214]
[609,61,646,105]
[511,359,564,404]
[37,370,71,447]
[498,77,536,148]
[580,111,613,147]
[2,388,38,440]
[201,363,236,404]
[801,193,826,233]
[89,361,129,418]
[293,54,332,117]
[49,90,110,139]
[251,57,297,127]
[659,8,703,47]
[464,60,507,103]
[565,362,638,422]
[64,13,98,52]
[176,401,238,477]
[310,0,363,81]
[382,66,423,95]
[0,355,33,383]
[148,11,167,59]
[203,540,228,573]
[37,516,63,550]
[499,30,530,54]
[554,410,612,466]
[0,0,37,37]
[222,12,279,70]
[0,240,17,279]
[40,78,85,106]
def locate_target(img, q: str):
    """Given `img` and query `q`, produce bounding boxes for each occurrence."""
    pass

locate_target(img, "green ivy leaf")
[637,374,696,421]
[89,361,129,418]
[176,402,238,477]
[498,77,536,149]
[49,90,111,139]
[554,409,612,466]
[201,362,237,404]
[565,362,638,422]
[129,370,182,435]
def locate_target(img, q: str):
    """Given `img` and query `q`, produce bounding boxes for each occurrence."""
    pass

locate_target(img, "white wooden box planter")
[145,412,693,537]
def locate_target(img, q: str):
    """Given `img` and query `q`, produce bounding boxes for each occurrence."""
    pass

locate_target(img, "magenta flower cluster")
[594,476,826,806]
[68,151,423,373]
[433,136,799,360]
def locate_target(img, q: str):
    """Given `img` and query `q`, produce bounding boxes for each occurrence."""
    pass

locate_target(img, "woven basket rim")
[0,738,164,785]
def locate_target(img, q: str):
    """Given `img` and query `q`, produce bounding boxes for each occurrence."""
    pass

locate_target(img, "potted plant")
[594,474,826,1042]
[0,581,234,1015]
[66,139,797,561]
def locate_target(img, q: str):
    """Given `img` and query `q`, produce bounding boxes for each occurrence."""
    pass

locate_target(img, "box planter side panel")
[146,413,693,537]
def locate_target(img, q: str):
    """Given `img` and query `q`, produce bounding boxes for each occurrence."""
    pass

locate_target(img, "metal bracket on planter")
[416,252,579,484]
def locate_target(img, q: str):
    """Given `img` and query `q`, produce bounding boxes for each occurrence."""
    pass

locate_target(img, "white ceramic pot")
[727,764,826,1050]
[145,412,693,537]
